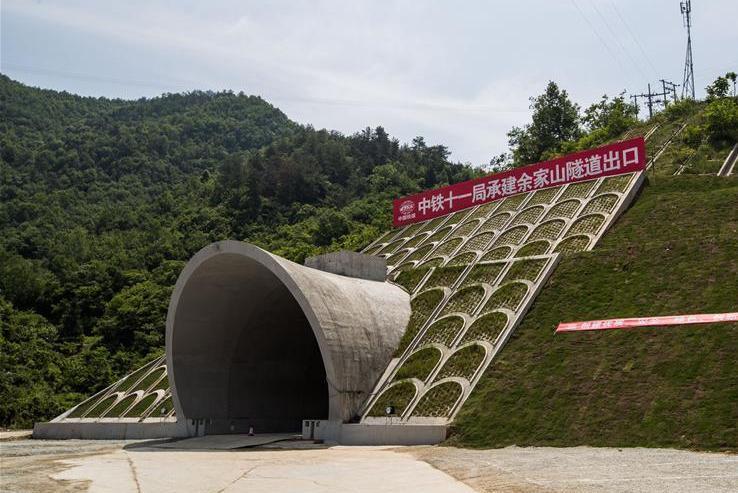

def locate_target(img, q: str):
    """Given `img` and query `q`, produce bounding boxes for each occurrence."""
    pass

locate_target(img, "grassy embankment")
[450,176,738,451]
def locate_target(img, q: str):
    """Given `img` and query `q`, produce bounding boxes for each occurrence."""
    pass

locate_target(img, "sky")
[2,0,737,165]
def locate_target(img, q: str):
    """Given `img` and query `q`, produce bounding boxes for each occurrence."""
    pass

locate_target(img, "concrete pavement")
[51,443,476,493]
[3,438,737,492]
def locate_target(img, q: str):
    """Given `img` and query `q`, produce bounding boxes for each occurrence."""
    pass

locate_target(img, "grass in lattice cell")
[515,240,551,258]
[503,258,548,283]
[420,317,466,347]
[463,263,505,286]
[437,345,486,381]
[104,394,138,417]
[131,368,165,392]
[84,395,118,418]
[462,312,508,344]
[423,266,466,290]
[440,285,486,316]
[368,382,417,417]
[394,347,442,382]
[394,267,430,293]
[394,289,445,356]
[124,393,158,418]
[482,282,528,313]
[481,246,512,262]
[412,382,463,417]
[431,238,462,257]
[554,235,590,253]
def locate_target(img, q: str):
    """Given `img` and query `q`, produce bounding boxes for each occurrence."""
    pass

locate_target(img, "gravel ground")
[2,439,737,492]
[410,445,738,493]
[1,439,143,493]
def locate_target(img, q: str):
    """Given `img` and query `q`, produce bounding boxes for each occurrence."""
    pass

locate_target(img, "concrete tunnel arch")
[165,241,411,434]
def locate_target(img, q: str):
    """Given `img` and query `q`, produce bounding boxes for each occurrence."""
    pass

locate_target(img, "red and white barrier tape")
[556,312,738,333]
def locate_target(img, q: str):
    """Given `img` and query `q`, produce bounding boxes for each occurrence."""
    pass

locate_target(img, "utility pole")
[630,95,640,117]
[660,79,680,105]
[680,0,695,99]
[632,83,670,119]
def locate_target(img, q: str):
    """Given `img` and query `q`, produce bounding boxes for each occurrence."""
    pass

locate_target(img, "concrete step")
[153,433,301,450]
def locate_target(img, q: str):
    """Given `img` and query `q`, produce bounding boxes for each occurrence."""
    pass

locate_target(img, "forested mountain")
[0,75,477,427]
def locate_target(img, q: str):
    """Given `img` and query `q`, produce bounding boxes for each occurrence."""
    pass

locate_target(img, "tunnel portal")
[168,252,328,433]
[165,241,410,436]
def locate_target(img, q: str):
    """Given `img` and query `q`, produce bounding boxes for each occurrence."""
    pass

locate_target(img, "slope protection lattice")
[360,171,644,423]
[59,355,175,423]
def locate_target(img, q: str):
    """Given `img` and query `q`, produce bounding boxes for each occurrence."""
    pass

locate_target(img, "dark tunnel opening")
[170,253,329,434]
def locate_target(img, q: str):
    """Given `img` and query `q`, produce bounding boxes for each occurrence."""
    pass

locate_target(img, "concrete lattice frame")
[52,355,175,424]
[165,241,411,433]
[362,172,645,423]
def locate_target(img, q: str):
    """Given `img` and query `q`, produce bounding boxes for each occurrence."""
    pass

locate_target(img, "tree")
[705,75,730,100]
[485,153,513,173]
[703,97,738,145]
[94,278,172,364]
[313,209,350,247]
[507,81,581,166]
[0,297,66,427]
[581,93,638,139]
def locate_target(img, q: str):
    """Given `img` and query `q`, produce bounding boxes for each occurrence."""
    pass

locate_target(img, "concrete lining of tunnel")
[165,240,411,435]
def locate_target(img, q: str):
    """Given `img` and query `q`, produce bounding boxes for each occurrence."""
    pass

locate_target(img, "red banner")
[393,137,646,227]
[556,312,738,333]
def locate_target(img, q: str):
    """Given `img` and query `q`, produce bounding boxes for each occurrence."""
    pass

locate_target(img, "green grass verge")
[448,176,738,451]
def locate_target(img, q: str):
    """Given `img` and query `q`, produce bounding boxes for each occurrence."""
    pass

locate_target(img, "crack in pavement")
[213,465,258,493]
[124,452,143,493]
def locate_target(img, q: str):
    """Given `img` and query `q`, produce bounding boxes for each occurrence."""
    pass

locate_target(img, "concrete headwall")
[305,250,387,281]
[302,420,447,445]
[33,421,185,440]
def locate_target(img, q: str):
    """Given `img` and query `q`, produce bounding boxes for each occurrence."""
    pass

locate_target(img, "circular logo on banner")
[399,200,415,215]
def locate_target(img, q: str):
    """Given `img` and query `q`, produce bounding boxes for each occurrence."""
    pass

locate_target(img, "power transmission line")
[569,0,631,80]
[588,0,649,81]
[609,2,660,77]
[680,0,696,99]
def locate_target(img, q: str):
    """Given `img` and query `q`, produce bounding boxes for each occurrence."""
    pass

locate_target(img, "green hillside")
[449,176,738,451]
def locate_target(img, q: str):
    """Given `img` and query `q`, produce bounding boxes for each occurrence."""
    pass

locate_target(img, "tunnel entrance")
[167,241,412,437]
[169,253,328,434]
